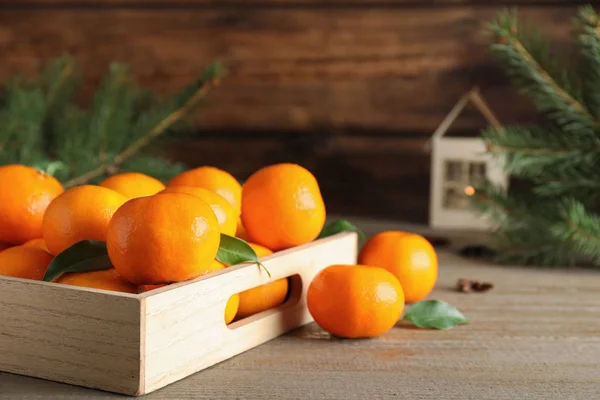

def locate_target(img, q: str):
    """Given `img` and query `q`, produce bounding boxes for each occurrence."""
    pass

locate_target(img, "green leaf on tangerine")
[317,219,365,242]
[402,299,468,330]
[217,234,271,277]
[43,240,113,282]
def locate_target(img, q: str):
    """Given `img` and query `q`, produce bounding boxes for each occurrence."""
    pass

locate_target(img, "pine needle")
[0,57,225,187]
[473,7,600,266]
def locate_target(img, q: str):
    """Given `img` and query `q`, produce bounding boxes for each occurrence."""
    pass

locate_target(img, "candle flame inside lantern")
[464,185,475,196]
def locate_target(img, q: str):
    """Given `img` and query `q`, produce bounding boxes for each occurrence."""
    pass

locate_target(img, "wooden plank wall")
[0,1,585,222]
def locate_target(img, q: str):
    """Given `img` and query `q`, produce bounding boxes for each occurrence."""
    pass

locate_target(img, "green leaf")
[317,219,365,241]
[43,240,113,282]
[402,300,468,330]
[217,234,271,277]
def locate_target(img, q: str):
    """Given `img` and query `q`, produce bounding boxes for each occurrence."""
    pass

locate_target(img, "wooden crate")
[0,232,358,396]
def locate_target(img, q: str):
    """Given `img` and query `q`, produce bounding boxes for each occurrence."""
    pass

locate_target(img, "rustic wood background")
[0,0,586,222]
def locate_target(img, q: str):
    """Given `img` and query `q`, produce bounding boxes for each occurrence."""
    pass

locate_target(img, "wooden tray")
[0,232,358,396]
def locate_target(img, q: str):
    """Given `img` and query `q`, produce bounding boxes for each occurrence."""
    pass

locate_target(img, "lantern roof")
[424,87,503,153]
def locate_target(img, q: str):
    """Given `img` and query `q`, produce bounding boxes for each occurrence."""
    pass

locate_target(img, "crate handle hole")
[225,274,303,329]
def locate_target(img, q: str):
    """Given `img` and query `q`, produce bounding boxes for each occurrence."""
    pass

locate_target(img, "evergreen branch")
[553,199,600,264]
[578,6,600,119]
[533,177,600,200]
[473,184,579,266]
[482,125,600,179]
[471,7,600,267]
[43,55,78,112]
[88,63,146,162]
[63,65,224,188]
[0,85,47,165]
[490,229,579,266]
[470,182,553,228]
[488,10,596,134]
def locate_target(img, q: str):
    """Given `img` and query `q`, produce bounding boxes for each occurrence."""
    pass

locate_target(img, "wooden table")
[2,247,600,399]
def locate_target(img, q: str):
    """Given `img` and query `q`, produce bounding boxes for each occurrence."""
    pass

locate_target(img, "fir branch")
[0,85,47,165]
[473,183,579,266]
[490,228,579,267]
[533,177,600,200]
[577,6,600,119]
[41,56,79,157]
[553,199,600,264]
[62,63,225,188]
[482,125,600,179]
[42,55,78,113]
[472,7,600,267]
[87,63,146,162]
[488,10,597,135]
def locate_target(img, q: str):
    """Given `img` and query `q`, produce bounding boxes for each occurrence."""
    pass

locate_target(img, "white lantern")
[426,88,508,231]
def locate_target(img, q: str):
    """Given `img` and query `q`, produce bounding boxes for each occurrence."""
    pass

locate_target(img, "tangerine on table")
[241,163,326,251]
[99,172,165,199]
[358,231,438,304]
[307,264,404,339]
[42,185,128,255]
[235,243,288,319]
[0,165,64,245]
[167,166,242,214]
[0,246,53,281]
[106,193,220,285]
[56,269,138,294]
[161,185,237,236]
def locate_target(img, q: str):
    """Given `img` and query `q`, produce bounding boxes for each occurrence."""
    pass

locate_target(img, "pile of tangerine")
[0,163,437,338]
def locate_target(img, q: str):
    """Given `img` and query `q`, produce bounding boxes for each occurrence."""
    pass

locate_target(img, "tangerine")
[161,185,237,236]
[0,246,53,281]
[207,260,240,324]
[358,231,438,304]
[22,238,49,252]
[241,163,326,251]
[168,166,242,214]
[0,165,64,245]
[235,243,288,319]
[138,284,168,293]
[56,269,138,294]
[106,193,220,285]
[42,185,128,255]
[99,172,165,199]
[235,218,252,242]
[307,264,404,338]
[0,242,13,253]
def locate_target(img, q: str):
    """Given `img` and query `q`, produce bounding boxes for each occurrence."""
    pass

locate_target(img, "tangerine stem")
[257,261,271,278]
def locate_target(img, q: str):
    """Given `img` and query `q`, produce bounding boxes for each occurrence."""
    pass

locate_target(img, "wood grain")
[0,7,576,133]
[0,278,142,395]
[141,232,358,394]
[2,240,599,399]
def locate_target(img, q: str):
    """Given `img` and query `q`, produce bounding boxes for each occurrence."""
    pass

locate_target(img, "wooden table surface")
[2,247,600,399]
[1,214,599,399]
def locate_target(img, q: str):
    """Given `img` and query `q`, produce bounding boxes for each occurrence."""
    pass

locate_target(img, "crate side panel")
[0,279,142,395]
[142,232,358,394]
